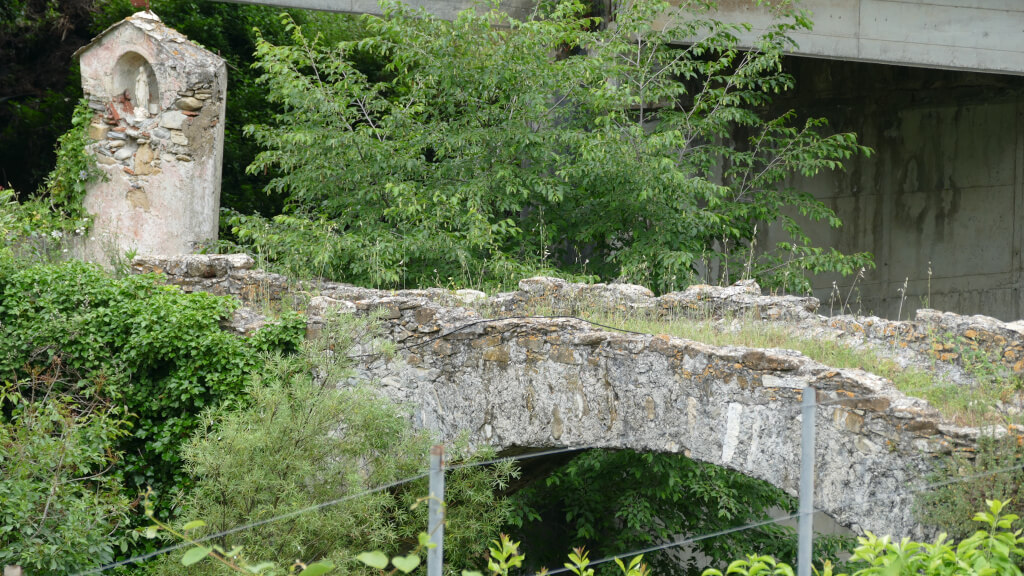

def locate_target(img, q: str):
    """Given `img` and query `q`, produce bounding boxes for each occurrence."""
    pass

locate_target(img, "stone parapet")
[130,253,1024,391]
[132,253,291,302]
[131,254,1024,538]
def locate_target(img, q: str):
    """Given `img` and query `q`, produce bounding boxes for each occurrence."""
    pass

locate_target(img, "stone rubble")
[131,254,1024,539]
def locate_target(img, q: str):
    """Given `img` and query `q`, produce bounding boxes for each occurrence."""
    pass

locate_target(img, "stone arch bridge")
[134,254,1024,540]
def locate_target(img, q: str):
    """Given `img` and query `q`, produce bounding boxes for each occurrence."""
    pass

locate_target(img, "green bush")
[145,312,517,575]
[0,253,305,508]
[703,499,1024,576]
[0,374,134,574]
[914,435,1024,541]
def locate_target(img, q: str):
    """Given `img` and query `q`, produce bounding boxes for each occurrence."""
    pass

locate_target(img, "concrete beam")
[672,0,1024,76]
[212,0,1024,76]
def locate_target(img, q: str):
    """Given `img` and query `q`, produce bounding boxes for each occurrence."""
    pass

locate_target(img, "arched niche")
[113,51,159,116]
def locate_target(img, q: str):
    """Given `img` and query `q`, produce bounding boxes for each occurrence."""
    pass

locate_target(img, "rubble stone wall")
[131,254,1024,538]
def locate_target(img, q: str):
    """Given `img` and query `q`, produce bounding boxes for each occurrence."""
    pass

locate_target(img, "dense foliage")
[143,312,516,575]
[510,450,851,576]
[236,0,872,292]
[0,253,305,503]
[0,0,94,194]
[704,499,1024,576]
[43,97,102,223]
[0,373,134,572]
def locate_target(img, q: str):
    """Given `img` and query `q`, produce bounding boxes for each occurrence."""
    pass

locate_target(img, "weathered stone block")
[550,345,578,364]
[88,123,109,140]
[159,111,187,130]
[471,334,501,349]
[175,96,204,111]
[482,346,510,364]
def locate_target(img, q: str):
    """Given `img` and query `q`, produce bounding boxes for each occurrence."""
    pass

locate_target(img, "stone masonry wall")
[132,255,1024,387]
[132,254,1024,539]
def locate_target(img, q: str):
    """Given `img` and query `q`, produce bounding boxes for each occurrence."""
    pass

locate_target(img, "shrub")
[702,500,1024,576]
[0,370,134,574]
[0,253,305,509]
[145,312,517,575]
[914,435,1024,541]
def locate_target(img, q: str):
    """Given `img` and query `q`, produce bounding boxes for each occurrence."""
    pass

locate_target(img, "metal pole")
[797,386,816,576]
[427,444,445,576]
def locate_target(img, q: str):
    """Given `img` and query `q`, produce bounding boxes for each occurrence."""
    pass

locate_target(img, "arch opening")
[112,51,159,117]
[505,448,855,576]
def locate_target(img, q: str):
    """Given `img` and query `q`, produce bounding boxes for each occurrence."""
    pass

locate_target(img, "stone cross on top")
[73,11,226,262]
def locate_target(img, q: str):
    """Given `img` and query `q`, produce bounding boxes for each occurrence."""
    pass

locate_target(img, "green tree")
[237,0,872,292]
[0,0,94,195]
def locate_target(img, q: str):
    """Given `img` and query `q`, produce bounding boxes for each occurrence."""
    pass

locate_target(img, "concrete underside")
[212,0,1024,76]
[767,58,1024,321]
[690,0,1024,77]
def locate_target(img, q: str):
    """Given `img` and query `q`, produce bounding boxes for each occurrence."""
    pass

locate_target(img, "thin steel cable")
[72,472,428,576]
[541,459,1024,575]
[446,445,594,471]
[72,428,1024,575]
[73,446,600,575]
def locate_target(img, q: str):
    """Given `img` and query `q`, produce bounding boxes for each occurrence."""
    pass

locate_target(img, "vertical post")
[797,386,816,576]
[428,444,445,576]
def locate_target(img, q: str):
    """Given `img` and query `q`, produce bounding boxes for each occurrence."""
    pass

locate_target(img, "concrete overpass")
[212,0,1024,76]
[691,0,1024,77]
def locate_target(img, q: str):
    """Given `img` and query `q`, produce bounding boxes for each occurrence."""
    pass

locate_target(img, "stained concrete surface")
[765,58,1024,321]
